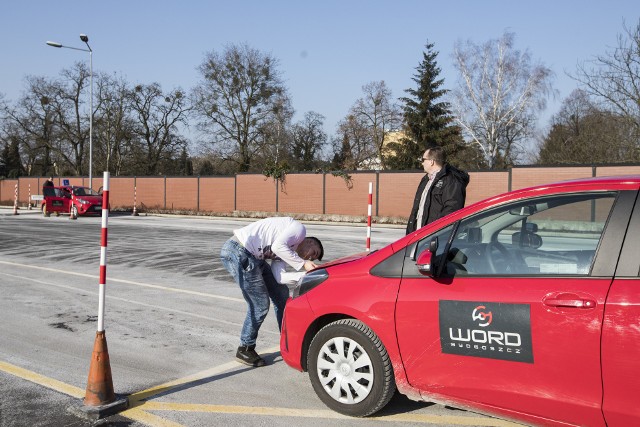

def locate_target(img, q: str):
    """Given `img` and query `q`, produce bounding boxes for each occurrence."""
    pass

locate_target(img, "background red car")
[280,175,640,427]
[42,185,103,217]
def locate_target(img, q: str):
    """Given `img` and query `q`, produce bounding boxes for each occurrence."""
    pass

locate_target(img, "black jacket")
[406,164,470,234]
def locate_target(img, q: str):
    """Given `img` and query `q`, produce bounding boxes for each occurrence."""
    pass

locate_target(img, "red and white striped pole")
[98,173,110,331]
[366,182,372,251]
[82,171,127,411]
[132,185,138,216]
[28,184,32,210]
[13,184,19,215]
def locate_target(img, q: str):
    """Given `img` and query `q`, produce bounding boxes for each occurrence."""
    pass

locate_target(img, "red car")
[280,175,640,427]
[42,185,103,217]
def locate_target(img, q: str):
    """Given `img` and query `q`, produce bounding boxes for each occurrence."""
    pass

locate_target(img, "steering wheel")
[484,241,512,274]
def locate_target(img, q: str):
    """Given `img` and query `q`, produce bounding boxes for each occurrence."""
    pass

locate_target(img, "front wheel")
[70,205,78,218]
[307,319,395,417]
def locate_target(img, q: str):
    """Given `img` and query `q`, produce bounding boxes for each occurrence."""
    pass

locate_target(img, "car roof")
[487,175,640,205]
[395,174,640,251]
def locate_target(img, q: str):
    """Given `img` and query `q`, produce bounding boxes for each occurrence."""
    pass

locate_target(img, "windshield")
[72,187,100,196]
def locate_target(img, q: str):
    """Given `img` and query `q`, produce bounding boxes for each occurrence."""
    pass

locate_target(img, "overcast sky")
[2,0,638,146]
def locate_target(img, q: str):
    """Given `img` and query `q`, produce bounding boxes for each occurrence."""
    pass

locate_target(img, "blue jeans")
[220,238,289,347]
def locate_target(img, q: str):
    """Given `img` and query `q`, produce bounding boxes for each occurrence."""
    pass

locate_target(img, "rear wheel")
[307,319,395,417]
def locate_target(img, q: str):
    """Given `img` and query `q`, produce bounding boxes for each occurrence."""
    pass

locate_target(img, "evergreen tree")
[1,140,23,178]
[387,42,470,170]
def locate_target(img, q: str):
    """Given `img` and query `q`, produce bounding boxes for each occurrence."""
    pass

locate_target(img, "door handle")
[543,294,596,309]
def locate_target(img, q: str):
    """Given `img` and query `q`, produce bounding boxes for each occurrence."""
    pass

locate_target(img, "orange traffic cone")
[84,331,116,406]
[70,331,127,420]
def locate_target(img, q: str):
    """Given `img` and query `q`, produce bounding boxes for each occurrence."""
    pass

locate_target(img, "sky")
[2,1,638,149]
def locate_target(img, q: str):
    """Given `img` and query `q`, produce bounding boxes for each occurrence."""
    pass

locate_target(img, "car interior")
[416,193,616,277]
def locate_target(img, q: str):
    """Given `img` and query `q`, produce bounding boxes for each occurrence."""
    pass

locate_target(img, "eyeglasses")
[419,157,433,163]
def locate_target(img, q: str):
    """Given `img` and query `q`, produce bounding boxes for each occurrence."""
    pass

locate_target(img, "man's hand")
[303,260,317,271]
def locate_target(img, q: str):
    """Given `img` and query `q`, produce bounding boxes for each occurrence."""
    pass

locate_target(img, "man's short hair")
[306,236,324,261]
[426,145,446,166]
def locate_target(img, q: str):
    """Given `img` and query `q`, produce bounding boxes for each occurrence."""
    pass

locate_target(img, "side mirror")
[416,250,434,276]
[416,237,438,276]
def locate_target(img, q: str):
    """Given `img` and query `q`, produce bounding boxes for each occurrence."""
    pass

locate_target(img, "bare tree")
[128,83,190,175]
[192,43,290,172]
[572,19,640,135]
[93,72,135,175]
[1,75,61,175]
[450,32,555,168]
[289,111,327,171]
[254,95,294,177]
[331,113,375,170]
[537,89,639,164]
[351,81,401,170]
[52,62,94,176]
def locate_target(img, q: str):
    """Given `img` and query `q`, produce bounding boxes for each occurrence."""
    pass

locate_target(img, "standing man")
[406,145,470,234]
[220,216,323,367]
[42,177,54,194]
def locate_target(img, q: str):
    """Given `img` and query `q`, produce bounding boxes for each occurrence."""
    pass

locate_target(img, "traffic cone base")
[84,331,116,406]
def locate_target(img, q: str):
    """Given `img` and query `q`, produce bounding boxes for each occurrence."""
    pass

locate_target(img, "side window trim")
[609,190,640,277]
[590,190,636,277]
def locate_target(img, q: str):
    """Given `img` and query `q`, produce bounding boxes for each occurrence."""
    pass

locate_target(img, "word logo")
[439,300,533,363]
[472,305,493,327]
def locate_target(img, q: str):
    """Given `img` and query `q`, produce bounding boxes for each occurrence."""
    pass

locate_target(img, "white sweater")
[233,217,307,285]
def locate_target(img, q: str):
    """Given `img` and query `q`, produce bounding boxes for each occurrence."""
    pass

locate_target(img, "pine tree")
[1,140,23,178]
[387,42,477,170]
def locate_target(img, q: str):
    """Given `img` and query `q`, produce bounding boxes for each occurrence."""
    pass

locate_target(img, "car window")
[421,192,618,277]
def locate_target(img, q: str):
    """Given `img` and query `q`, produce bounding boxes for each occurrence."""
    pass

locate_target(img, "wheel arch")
[301,313,354,371]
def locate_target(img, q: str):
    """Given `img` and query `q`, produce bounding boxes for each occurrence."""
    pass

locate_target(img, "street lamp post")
[46,34,93,189]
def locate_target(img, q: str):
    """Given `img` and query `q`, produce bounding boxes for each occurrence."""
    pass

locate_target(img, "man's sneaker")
[236,345,265,367]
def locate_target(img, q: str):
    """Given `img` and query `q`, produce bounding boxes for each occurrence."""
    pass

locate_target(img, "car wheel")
[307,319,395,417]
[71,205,78,218]
[42,204,50,217]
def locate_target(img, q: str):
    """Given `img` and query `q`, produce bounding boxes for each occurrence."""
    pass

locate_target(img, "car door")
[45,187,68,214]
[601,190,640,426]
[395,190,636,427]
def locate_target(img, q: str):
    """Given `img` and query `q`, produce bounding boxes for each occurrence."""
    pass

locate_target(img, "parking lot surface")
[0,208,522,426]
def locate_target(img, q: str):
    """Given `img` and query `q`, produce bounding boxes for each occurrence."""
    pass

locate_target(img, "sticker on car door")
[439,300,533,363]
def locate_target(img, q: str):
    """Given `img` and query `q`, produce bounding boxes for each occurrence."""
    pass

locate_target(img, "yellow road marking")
[0,357,518,426]
[0,360,84,398]
[128,358,252,403]
[141,402,519,425]
[120,408,186,427]
[0,260,244,303]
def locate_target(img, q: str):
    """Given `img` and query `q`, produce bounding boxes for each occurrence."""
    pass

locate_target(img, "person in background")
[42,176,54,196]
[406,145,470,234]
[220,216,324,367]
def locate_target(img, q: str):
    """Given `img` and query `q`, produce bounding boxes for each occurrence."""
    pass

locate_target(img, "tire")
[70,205,78,218]
[42,204,50,217]
[307,319,396,417]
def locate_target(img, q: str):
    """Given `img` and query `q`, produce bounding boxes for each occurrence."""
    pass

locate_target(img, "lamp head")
[79,34,89,43]
[46,41,62,48]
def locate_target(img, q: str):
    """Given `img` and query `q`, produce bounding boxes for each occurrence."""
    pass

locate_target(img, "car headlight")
[292,269,329,299]
[77,198,90,205]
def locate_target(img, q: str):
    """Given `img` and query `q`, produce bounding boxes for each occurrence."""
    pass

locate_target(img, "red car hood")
[317,252,369,269]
